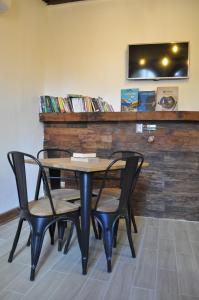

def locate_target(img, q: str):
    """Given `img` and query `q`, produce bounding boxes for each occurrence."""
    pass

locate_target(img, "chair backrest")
[94,155,140,213]
[37,148,72,190]
[111,150,144,190]
[7,151,55,214]
[118,156,139,212]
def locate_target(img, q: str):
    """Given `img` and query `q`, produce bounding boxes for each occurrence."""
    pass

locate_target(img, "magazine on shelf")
[121,88,139,112]
[156,87,178,111]
[137,91,156,112]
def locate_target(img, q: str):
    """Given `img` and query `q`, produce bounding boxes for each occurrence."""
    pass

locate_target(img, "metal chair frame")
[7,151,81,281]
[92,150,144,240]
[92,155,140,272]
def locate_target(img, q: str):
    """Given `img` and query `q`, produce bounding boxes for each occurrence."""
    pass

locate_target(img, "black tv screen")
[128,42,189,80]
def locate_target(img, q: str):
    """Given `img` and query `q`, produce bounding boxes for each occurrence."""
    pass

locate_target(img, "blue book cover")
[121,88,139,112]
[137,91,156,112]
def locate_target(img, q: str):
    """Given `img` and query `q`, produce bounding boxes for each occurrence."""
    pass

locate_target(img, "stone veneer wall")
[42,118,199,221]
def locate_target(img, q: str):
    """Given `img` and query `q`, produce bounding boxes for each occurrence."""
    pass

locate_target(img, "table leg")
[79,172,92,275]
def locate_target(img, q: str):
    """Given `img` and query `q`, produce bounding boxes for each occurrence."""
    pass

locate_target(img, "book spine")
[58,97,65,113]
[40,96,47,113]
[54,97,61,112]
[45,96,53,112]
[50,96,56,112]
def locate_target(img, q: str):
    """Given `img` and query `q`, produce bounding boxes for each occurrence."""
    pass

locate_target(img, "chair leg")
[27,233,31,247]
[63,222,75,254]
[125,215,136,258]
[131,213,137,233]
[91,215,99,239]
[49,223,56,245]
[102,226,113,272]
[130,207,137,233]
[113,219,119,248]
[74,216,82,253]
[98,222,102,240]
[98,219,114,272]
[30,219,50,281]
[128,204,137,233]
[8,218,23,263]
[58,221,66,252]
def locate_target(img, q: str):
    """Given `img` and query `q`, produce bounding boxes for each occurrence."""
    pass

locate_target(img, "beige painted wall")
[44,0,199,111]
[0,0,46,213]
[0,0,199,213]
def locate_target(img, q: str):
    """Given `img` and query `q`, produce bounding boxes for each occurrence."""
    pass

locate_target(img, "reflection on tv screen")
[128,42,189,80]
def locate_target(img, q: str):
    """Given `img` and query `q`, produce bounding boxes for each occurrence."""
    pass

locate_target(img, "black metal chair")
[37,148,79,194]
[36,148,99,255]
[91,155,140,272]
[36,148,80,251]
[92,151,144,238]
[7,151,81,281]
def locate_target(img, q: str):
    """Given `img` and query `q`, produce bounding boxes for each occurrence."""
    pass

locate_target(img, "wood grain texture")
[0,208,19,225]
[43,0,84,5]
[40,112,199,123]
[41,116,199,220]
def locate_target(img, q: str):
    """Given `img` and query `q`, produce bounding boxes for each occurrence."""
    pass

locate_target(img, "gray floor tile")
[75,278,108,300]
[187,222,199,242]
[142,226,158,250]
[1,217,199,300]
[174,221,192,255]
[0,262,26,291]
[158,238,175,252]
[130,287,154,300]
[23,270,64,300]
[134,248,157,289]
[158,249,177,271]
[155,269,179,300]
[103,262,135,300]
[180,296,199,300]
[0,290,23,300]
[177,253,199,297]
[159,219,174,240]
[48,273,88,300]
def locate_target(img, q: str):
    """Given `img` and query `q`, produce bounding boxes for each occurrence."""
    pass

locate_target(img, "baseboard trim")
[0,207,20,225]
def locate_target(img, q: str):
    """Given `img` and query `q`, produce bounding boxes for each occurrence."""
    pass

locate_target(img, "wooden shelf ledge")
[39,111,199,123]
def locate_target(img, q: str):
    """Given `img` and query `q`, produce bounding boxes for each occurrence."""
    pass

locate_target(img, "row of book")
[40,95,114,113]
[121,87,178,112]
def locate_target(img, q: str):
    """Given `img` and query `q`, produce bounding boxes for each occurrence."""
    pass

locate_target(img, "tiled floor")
[0,216,199,300]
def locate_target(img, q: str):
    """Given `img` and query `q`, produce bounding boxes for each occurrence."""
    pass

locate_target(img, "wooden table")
[27,157,149,274]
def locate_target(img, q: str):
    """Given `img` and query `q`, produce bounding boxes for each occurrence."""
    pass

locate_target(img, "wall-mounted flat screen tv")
[128,42,189,80]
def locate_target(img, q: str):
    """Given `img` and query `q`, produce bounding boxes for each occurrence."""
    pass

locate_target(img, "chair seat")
[92,187,121,199]
[96,197,119,213]
[29,198,80,216]
[50,188,80,201]
[75,195,119,212]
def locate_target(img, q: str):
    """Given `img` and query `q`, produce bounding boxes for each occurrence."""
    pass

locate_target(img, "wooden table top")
[26,157,149,173]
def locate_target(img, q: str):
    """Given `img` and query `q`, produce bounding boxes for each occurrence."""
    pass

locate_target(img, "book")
[50,96,57,112]
[58,96,65,113]
[73,152,96,158]
[71,157,99,162]
[156,87,178,111]
[121,89,139,112]
[54,97,61,112]
[91,98,100,112]
[137,91,156,112]
[45,96,53,112]
[40,94,114,113]
[40,96,47,113]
